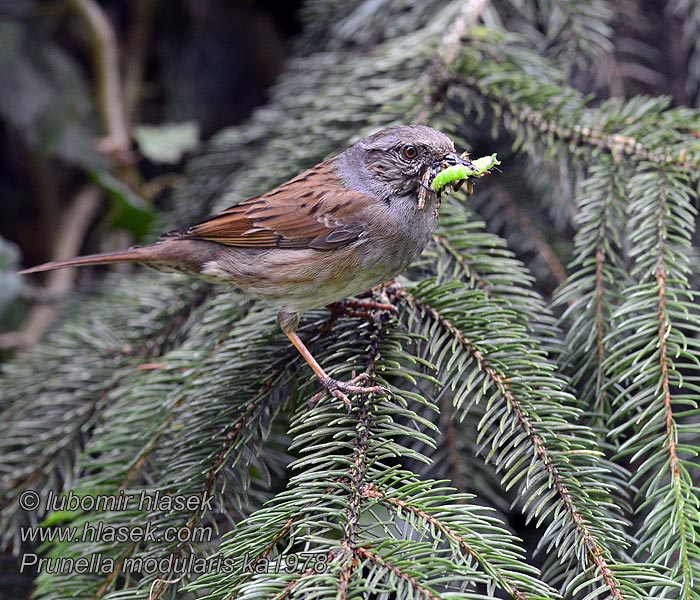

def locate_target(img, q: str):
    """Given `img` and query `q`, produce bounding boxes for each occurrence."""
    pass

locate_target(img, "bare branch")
[68,0,132,163]
[0,186,102,350]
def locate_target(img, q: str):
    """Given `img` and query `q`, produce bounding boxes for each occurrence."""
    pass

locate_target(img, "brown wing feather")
[173,159,372,250]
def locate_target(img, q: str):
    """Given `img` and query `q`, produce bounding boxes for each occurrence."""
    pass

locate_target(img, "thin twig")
[592,165,620,414]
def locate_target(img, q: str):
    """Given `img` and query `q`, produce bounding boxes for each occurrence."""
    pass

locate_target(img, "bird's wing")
[172,159,372,250]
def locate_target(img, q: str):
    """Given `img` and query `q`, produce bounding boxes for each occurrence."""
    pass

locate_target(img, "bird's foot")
[309,373,392,410]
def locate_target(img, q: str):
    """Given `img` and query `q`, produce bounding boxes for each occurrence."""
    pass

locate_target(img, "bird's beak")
[419,152,476,210]
[426,152,476,201]
[439,152,474,168]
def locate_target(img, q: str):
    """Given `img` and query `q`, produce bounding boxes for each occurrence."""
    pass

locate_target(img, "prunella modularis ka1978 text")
[20,125,474,404]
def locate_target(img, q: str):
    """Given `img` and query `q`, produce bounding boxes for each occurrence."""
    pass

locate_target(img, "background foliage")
[1,1,700,599]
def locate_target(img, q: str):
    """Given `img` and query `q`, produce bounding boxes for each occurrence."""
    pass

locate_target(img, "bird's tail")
[19,248,150,275]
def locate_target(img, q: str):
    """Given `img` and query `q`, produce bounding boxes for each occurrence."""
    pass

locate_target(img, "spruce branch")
[554,157,631,419]
[399,290,616,574]
[188,306,557,599]
[655,181,680,480]
[395,281,669,598]
[414,0,492,123]
[27,300,296,600]
[354,546,442,600]
[0,274,207,551]
[335,303,389,576]
[433,233,490,293]
[145,380,285,600]
[362,484,536,600]
[446,40,700,168]
[605,164,700,599]
[425,198,561,350]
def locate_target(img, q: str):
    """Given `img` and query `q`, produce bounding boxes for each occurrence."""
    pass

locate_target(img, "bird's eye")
[402,145,418,160]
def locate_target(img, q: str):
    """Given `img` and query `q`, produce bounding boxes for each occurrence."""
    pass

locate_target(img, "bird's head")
[345,125,470,199]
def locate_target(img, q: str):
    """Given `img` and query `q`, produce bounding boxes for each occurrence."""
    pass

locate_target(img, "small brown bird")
[20,125,470,403]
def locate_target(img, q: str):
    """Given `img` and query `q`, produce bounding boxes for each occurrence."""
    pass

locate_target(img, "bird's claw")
[309,373,392,410]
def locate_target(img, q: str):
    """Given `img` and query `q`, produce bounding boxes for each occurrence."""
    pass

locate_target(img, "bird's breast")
[376,191,439,260]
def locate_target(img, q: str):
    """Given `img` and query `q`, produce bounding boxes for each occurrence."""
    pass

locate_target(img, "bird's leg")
[277,311,389,409]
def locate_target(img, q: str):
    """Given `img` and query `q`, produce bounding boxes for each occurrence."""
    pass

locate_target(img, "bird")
[19,125,472,404]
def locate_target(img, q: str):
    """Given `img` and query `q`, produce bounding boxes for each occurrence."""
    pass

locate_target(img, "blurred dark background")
[0,0,302,356]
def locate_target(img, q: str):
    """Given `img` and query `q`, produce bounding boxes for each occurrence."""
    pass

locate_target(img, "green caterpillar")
[431,153,500,194]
